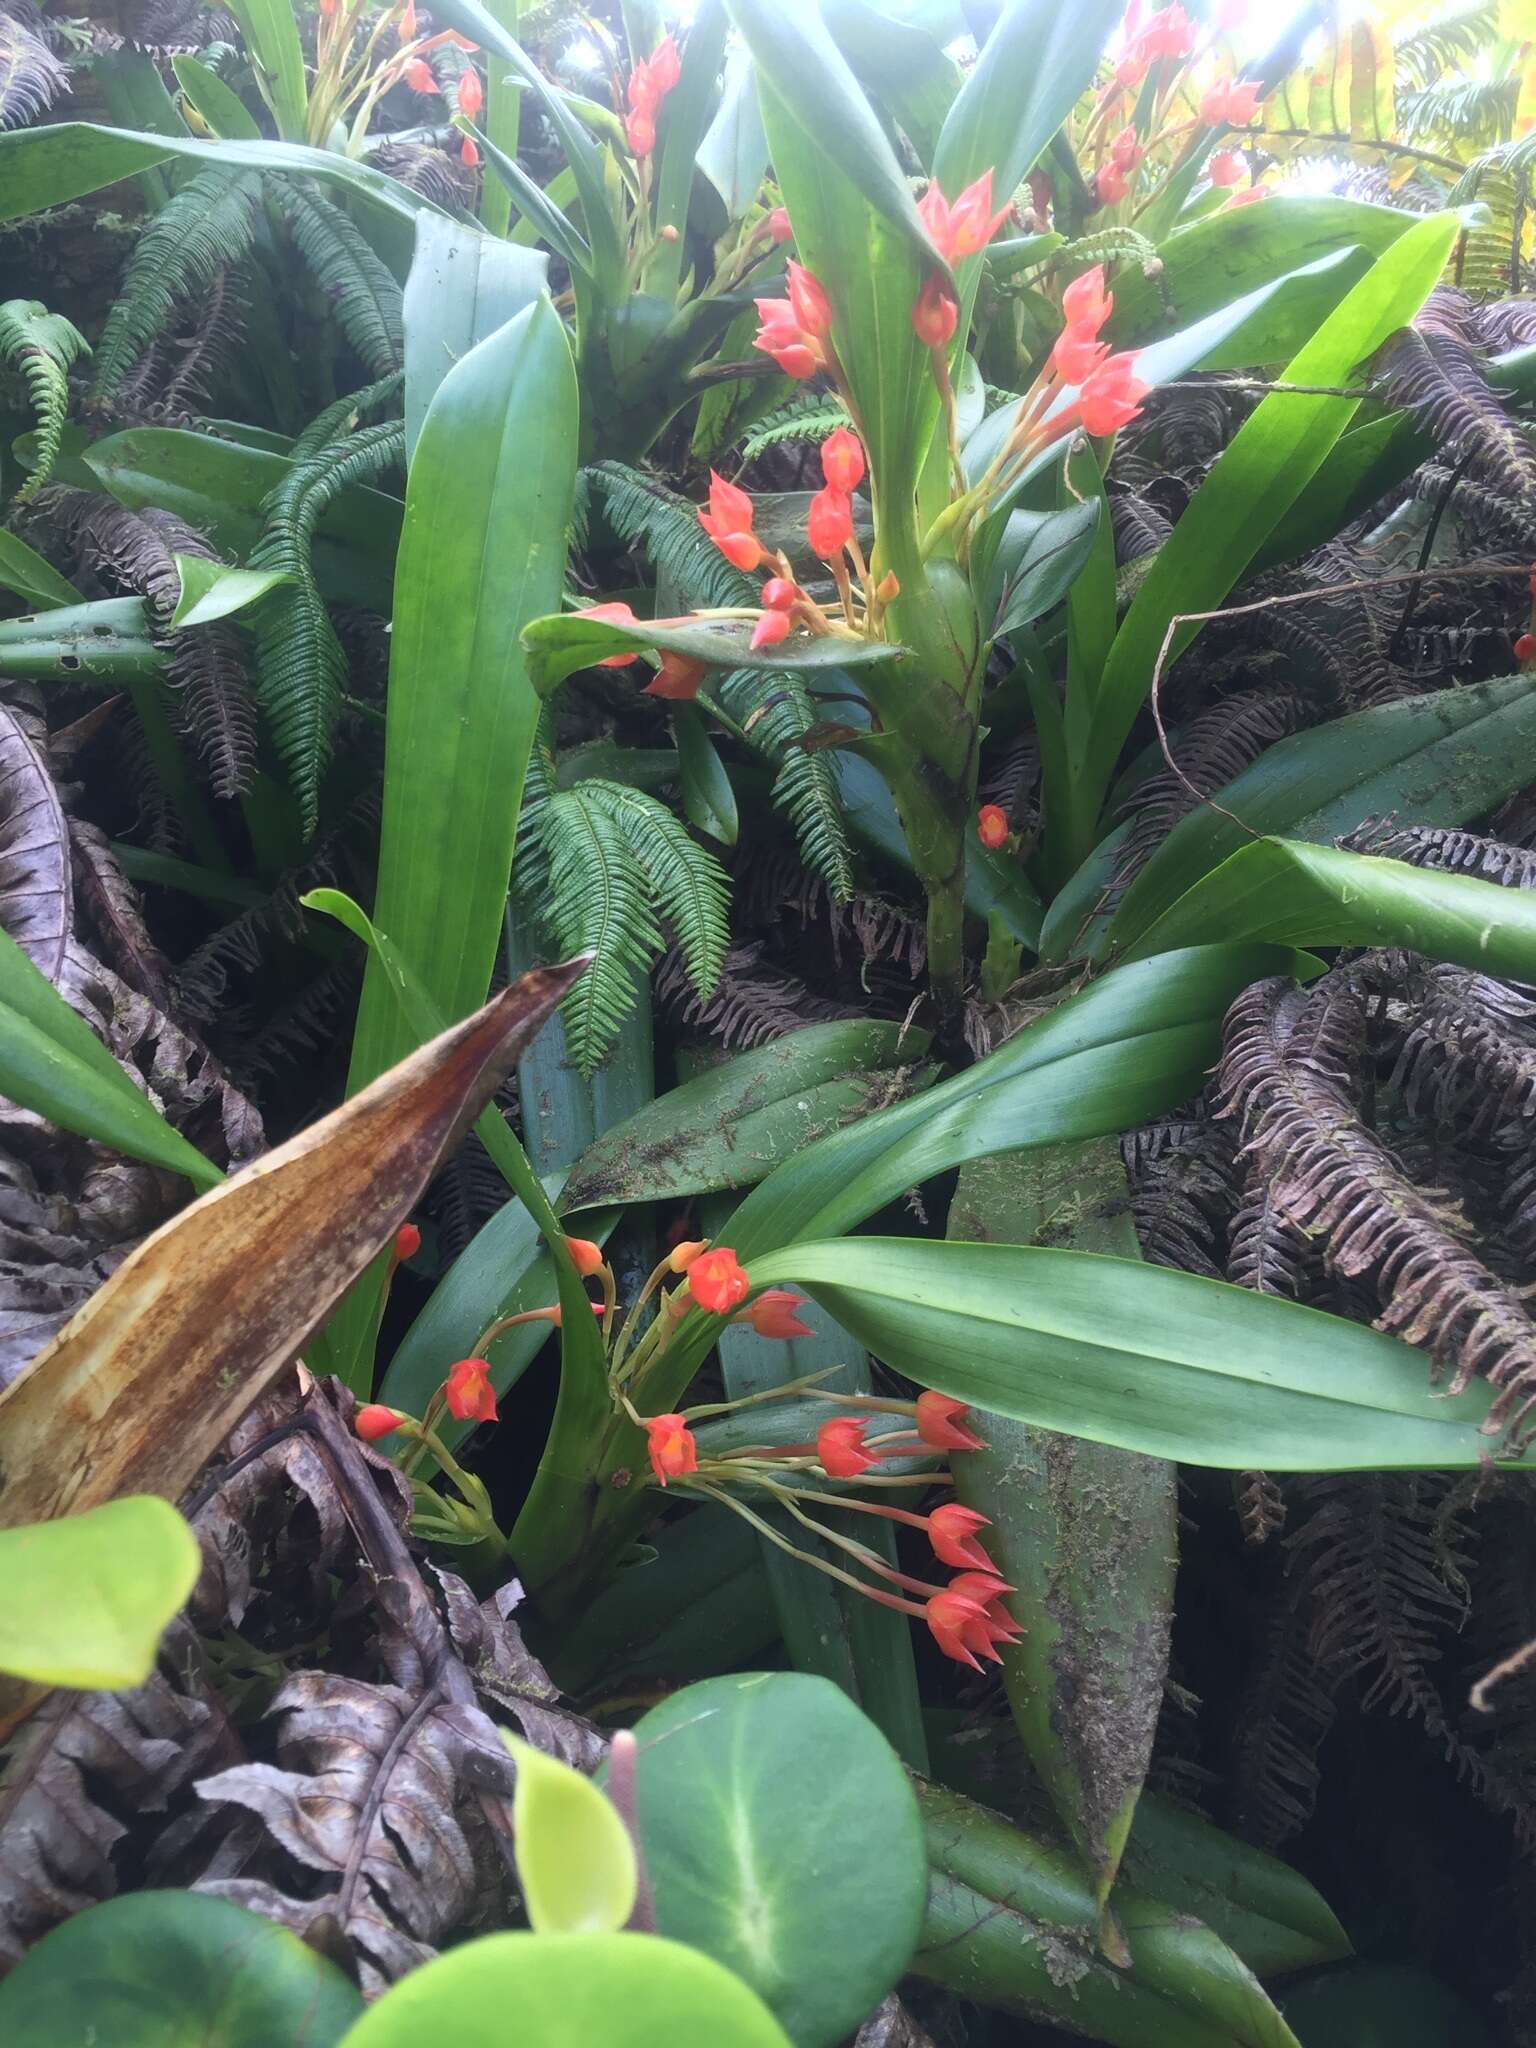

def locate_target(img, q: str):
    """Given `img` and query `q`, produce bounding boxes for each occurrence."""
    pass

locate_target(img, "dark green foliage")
[269,181,404,380]
[0,297,88,499]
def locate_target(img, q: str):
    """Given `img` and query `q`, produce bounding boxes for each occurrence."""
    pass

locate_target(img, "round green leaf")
[339,1931,791,2047]
[0,1497,201,1689]
[504,1732,638,1933]
[0,1891,363,2047]
[626,1672,926,2048]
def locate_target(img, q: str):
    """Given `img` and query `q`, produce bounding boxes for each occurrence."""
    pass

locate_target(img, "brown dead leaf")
[0,960,586,1541]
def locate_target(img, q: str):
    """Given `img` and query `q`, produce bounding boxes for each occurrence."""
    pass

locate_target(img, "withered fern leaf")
[0,7,66,131]
[247,420,404,834]
[1217,976,1536,1441]
[1376,290,1536,502]
[91,169,265,400]
[0,298,89,501]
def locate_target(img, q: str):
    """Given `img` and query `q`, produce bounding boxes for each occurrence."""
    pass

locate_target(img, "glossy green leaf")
[465,123,593,286]
[564,1019,931,1210]
[672,700,739,844]
[987,495,1101,640]
[85,428,400,612]
[718,945,1311,1261]
[504,1733,637,1934]
[524,609,904,696]
[934,0,1121,200]
[0,923,220,1189]
[0,1891,363,2047]
[748,1238,1536,1473]
[1098,672,1536,962]
[224,0,307,139]
[723,0,938,269]
[348,297,574,1099]
[1105,196,1414,364]
[0,597,162,684]
[918,1781,1305,2048]
[948,1143,1173,1912]
[1070,212,1459,873]
[339,1933,791,2048]
[1127,836,1536,973]
[428,0,627,295]
[169,553,290,629]
[823,0,959,162]
[402,213,549,458]
[0,1498,200,1689]
[696,46,768,217]
[171,53,263,140]
[0,529,83,610]
[629,1673,927,2047]
[0,126,435,274]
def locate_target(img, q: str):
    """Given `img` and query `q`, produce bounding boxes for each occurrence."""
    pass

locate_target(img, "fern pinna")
[516,712,728,1076]
[0,299,89,501]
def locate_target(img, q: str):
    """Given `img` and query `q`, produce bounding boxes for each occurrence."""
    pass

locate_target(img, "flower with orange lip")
[916,1391,986,1452]
[761,576,799,612]
[918,170,1009,262]
[806,486,853,561]
[751,610,792,651]
[927,1504,999,1573]
[456,67,483,118]
[819,427,865,494]
[687,1245,750,1313]
[976,805,1009,850]
[644,1412,698,1486]
[698,472,763,572]
[581,601,643,666]
[817,1416,878,1478]
[736,1289,814,1339]
[753,262,834,380]
[1075,352,1148,436]
[925,1588,996,1669]
[645,651,707,700]
[444,1357,497,1424]
[355,1403,407,1442]
[564,1236,606,1277]
[911,272,958,348]
[404,57,438,91]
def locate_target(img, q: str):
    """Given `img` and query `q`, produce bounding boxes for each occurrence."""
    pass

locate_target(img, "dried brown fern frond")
[1343,818,1536,888]
[1229,1554,1336,1847]
[1376,288,1536,504]
[1235,1471,1287,1546]
[1386,958,1536,1136]
[655,939,855,1050]
[1216,976,1536,1441]
[1122,1112,1233,1279]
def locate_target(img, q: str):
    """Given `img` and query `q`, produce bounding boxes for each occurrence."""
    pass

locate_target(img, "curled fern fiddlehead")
[0,299,88,501]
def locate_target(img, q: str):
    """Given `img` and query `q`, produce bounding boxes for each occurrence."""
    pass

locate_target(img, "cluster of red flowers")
[753,262,834,380]
[1114,2,1197,88]
[907,170,1012,351]
[1049,265,1148,438]
[626,33,681,158]
[1199,72,1262,127]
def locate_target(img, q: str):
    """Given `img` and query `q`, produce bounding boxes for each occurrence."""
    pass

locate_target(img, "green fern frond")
[271,181,404,379]
[290,370,404,460]
[518,719,731,1073]
[1446,157,1525,295]
[1057,228,1159,278]
[586,460,758,611]
[584,780,729,996]
[710,666,855,901]
[737,392,853,467]
[1394,0,1501,92]
[0,298,88,500]
[247,419,405,835]
[91,168,264,398]
[1400,74,1520,147]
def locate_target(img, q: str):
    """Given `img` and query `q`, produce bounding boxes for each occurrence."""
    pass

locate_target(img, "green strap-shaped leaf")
[1062,210,1458,875]
[522,609,904,695]
[746,1237,1536,1474]
[171,54,263,140]
[0,125,438,276]
[933,0,1122,201]
[223,0,308,140]
[0,530,82,610]
[1124,836,1536,972]
[402,212,549,458]
[0,923,220,1189]
[948,1143,1175,1917]
[1096,671,1536,962]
